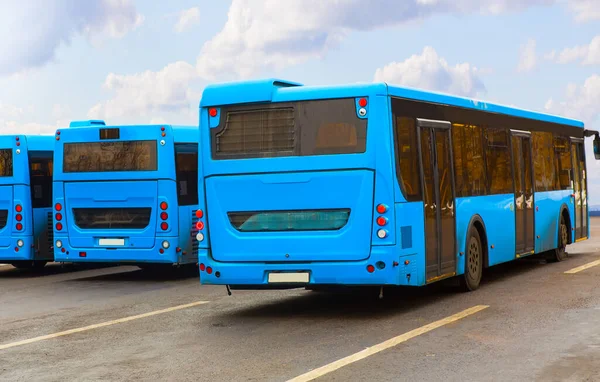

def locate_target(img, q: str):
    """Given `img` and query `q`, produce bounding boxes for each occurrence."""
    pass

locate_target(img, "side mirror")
[594,136,600,160]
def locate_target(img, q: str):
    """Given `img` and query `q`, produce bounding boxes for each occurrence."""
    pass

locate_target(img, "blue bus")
[0,135,54,270]
[53,120,202,269]
[196,79,600,291]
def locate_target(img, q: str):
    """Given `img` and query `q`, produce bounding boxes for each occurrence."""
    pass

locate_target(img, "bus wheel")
[548,215,568,263]
[460,227,483,292]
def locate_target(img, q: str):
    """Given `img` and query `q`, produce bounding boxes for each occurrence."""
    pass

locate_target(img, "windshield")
[0,149,13,177]
[63,140,158,173]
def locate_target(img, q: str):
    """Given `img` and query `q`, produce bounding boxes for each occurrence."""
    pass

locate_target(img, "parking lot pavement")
[1,221,600,381]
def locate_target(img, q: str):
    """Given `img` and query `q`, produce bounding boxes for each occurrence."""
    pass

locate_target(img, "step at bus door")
[571,138,588,241]
[511,130,535,256]
[417,119,457,282]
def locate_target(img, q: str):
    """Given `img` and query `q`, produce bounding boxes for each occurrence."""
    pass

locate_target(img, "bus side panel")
[534,190,571,252]
[177,204,198,264]
[456,194,515,270]
[394,201,425,286]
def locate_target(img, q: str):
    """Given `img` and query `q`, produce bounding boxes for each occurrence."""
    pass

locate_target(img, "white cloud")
[547,35,600,65]
[545,74,600,125]
[175,7,200,33]
[373,46,486,97]
[567,0,600,22]
[0,0,144,76]
[88,61,198,120]
[195,0,555,80]
[0,103,24,119]
[0,120,56,135]
[518,39,537,72]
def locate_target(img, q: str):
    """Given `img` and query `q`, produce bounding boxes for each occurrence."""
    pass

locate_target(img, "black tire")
[548,215,568,263]
[11,261,47,270]
[460,227,483,292]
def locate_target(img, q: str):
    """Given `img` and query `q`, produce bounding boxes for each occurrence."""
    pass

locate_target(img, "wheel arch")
[559,203,572,245]
[466,214,489,268]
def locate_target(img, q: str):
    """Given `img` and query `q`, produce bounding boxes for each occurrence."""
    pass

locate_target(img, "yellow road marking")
[287,305,489,382]
[0,300,209,351]
[564,259,600,274]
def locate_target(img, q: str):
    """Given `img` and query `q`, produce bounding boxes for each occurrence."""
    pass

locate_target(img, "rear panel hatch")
[0,185,12,247]
[64,181,158,249]
[206,169,374,262]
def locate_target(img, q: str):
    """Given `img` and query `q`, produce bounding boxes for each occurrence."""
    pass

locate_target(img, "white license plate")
[99,238,125,246]
[268,272,309,283]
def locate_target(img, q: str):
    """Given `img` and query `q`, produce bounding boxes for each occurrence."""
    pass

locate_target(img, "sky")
[0,0,599,200]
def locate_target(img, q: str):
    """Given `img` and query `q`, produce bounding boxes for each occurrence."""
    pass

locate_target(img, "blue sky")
[1,0,599,198]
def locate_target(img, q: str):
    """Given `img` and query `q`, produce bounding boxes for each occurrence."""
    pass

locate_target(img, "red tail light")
[160,212,168,220]
[79,252,87,257]
[199,263,206,271]
[56,222,63,231]
[15,204,22,213]
[359,98,368,107]
[376,216,387,226]
[209,108,218,117]
[16,223,23,231]
[55,203,62,211]
[195,209,203,219]
[206,266,213,275]
[55,213,63,221]
[376,204,387,214]
[160,202,168,210]
[196,221,204,230]
[161,222,168,230]
[15,214,22,222]
[367,265,375,273]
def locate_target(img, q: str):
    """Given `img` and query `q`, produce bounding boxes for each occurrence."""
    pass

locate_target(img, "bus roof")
[199,79,584,129]
[63,122,198,143]
[0,134,54,151]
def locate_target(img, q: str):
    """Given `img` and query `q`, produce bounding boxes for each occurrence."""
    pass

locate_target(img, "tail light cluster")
[55,203,63,231]
[15,204,23,231]
[194,209,205,243]
[159,201,169,231]
[375,203,388,239]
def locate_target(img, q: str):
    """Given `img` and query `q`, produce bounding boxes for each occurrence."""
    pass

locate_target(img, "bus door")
[510,130,535,255]
[417,119,456,282]
[571,138,587,240]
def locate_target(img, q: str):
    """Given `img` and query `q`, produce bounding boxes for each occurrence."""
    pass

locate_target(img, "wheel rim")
[467,237,481,281]
[559,222,568,252]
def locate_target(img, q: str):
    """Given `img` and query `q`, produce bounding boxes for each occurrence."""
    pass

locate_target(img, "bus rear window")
[212,98,366,159]
[63,141,158,173]
[0,149,13,177]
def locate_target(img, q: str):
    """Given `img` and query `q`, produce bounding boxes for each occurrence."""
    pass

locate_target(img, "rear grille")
[0,209,7,229]
[215,108,295,157]
[228,209,351,232]
[191,210,199,256]
[73,208,152,229]
[47,212,54,249]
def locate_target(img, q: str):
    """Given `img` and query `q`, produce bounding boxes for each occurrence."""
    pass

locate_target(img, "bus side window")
[174,143,199,206]
[28,151,53,208]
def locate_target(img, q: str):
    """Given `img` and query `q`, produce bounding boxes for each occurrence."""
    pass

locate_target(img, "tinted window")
[485,128,512,194]
[28,151,53,208]
[175,143,199,206]
[393,114,421,201]
[554,136,572,190]
[532,132,558,191]
[452,123,486,197]
[0,149,13,177]
[213,98,367,159]
[63,140,157,173]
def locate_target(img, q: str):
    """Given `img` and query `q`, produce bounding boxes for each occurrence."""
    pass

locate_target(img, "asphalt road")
[1,220,600,381]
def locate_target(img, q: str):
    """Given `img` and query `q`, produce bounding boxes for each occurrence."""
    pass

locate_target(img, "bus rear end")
[198,80,397,288]
[53,121,197,266]
[0,135,53,268]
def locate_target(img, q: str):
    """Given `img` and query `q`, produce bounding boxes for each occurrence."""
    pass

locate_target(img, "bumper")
[53,236,191,264]
[198,248,424,287]
[0,236,35,261]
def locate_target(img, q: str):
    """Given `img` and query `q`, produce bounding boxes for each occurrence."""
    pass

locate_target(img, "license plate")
[268,272,309,283]
[99,238,125,246]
